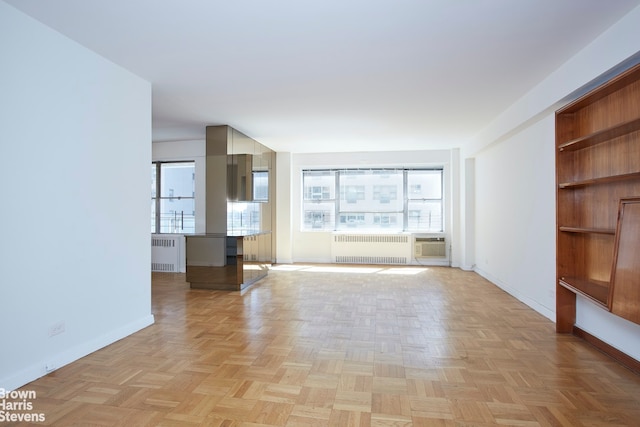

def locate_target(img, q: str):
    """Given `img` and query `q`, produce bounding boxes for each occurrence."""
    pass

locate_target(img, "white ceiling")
[5,0,640,153]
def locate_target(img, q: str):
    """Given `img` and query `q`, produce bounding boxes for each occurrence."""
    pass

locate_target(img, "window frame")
[151,160,196,234]
[301,167,444,233]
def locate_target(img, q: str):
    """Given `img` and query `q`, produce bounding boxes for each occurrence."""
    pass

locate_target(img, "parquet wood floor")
[10,265,640,426]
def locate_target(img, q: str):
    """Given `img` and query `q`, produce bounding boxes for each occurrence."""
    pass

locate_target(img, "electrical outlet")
[48,321,65,337]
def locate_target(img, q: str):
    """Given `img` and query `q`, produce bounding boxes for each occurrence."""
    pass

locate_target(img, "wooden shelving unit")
[557,226,614,235]
[558,171,640,189]
[556,62,640,336]
[558,117,640,152]
[558,276,609,307]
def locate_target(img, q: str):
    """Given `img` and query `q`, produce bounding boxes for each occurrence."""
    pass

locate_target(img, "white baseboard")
[1,314,155,392]
[474,268,555,322]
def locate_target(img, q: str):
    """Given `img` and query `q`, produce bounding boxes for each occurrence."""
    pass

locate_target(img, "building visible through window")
[151,161,195,233]
[302,168,443,232]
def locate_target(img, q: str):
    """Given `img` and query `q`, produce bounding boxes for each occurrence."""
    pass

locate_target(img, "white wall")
[470,5,640,358]
[474,116,556,320]
[0,3,154,390]
[275,152,293,263]
[285,149,459,265]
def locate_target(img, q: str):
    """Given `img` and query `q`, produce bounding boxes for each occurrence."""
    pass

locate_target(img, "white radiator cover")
[151,234,185,272]
[331,233,412,265]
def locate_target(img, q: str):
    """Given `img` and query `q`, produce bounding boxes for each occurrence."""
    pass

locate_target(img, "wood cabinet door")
[610,197,640,324]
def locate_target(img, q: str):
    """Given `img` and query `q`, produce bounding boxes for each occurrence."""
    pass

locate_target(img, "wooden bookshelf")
[557,117,640,152]
[558,226,614,235]
[558,171,640,189]
[558,276,609,307]
[556,63,640,335]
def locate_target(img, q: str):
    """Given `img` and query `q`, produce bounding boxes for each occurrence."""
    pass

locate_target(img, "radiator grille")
[151,235,184,272]
[335,256,407,265]
[151,262,176,272]
[331,233,411,265]
[152,237,176,247]
[333,234,409,244]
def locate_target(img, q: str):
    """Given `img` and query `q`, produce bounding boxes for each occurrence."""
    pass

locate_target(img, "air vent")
[414,237,446,258]
[331,233,411,265]
[151,263,176,272]
[334,255,408,265]
[333,234,409,244]
[152,238,176,247]
[151,234,184,272]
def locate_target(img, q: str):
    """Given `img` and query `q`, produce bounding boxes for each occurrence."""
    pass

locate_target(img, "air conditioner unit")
[414,237,446,258]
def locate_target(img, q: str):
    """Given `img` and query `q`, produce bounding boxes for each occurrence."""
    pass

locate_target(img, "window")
[373,185,398,203]
[340,213,365,227]
[305,185,331,200]
[151,161,195,233]
[252,171,269,201]
[342,185,365,203]
[302,170,336,231]
[302,168,443,232]
[406,169,443,231]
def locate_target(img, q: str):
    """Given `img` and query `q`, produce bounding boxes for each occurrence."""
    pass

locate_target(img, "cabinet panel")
[610,198,640,323]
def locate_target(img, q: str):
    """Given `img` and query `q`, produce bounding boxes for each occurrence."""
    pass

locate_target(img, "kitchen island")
[185,232,271,291]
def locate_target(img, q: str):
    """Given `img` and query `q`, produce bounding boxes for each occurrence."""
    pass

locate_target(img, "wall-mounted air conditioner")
[414,237,446,258]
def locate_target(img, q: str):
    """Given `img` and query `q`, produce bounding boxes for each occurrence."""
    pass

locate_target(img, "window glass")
[336,169,403,231]
[406,169,443,232]
[227,202,261,234]
[302,170,336,231]
[407,200,442,231]
[253,171,269,201]
[407,169,442,199]
[151,162,195,233]
[302,168,443,232]
[151,165,157,232]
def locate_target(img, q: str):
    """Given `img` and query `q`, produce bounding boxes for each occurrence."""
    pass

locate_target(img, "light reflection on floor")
[270,264,429,275]
[377,267,426,275]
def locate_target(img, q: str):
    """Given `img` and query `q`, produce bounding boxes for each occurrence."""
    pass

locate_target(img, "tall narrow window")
[252,171,269,201]
[151,161,195,233]
[151,164,157,232]
[406,169,443,232]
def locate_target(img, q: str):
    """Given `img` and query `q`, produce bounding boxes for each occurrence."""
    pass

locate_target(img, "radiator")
[151,234,185,272]
[414,237,447,258]
[331,234,411,265]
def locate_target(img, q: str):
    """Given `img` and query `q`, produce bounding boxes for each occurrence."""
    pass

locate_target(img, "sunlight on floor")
[378,268,427,275]
[305,266,382,274]
[270,264,429,275]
